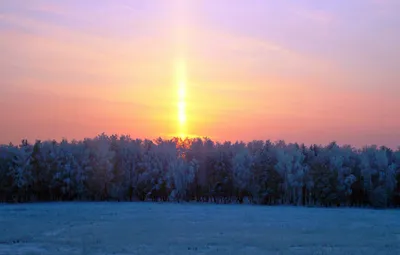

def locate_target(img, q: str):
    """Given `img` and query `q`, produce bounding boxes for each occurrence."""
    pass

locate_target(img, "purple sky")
[0,0,399,148]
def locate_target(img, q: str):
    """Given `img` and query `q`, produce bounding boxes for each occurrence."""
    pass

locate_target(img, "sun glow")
[178,101,186,123]
[176,60,187,138]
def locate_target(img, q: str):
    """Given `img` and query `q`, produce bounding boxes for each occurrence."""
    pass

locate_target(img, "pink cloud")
[291,7,335,27]
[31,3,69,16]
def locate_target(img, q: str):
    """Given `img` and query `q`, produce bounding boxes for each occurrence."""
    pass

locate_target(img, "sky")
[0,0,399,148]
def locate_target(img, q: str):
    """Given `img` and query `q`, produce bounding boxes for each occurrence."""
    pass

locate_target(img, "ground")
[0,202,399,255]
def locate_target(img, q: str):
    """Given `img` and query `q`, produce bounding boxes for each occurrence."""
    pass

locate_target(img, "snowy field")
[0,203,399,255]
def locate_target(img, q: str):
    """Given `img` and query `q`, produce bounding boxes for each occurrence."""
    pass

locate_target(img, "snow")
[1,203,399,255]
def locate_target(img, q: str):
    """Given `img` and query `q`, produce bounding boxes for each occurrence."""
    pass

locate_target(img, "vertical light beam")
[172,0,190,139]
[177,59,187,138]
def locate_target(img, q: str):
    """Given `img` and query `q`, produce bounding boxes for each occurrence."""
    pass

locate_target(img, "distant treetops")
[0,134,399,208]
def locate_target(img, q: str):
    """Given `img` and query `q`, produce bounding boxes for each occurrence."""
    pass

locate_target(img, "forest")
[0,133,399,208]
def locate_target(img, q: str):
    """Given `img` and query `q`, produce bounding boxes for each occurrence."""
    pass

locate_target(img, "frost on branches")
[0,135,399,208]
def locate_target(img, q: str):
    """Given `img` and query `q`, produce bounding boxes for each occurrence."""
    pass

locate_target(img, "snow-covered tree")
[166,158,198,201]
[250,144,282,205]
[360,146,397,207]
[7,141,33,202]
[232,148,253,203]
[275,144,309,205]
[84,134,115,200]
[0,134,398,207]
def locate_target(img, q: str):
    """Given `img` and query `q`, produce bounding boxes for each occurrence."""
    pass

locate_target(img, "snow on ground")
[0,202,399,255]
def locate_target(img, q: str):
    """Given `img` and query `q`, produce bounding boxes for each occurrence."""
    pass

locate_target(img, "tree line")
[0,133,399,208]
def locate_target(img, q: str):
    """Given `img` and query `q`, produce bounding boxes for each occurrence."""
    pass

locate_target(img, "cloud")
[370,0,395,4]
[291,7,335,26]
[369,0,400,14]
[31,3,69,16]
[189,26,335,81]
[0,11,174,78]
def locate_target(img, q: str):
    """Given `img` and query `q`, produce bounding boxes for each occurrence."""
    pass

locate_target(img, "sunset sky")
[0,0,399,148]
